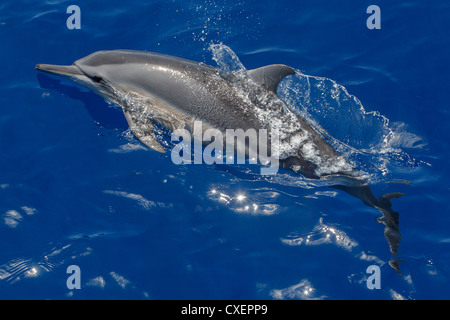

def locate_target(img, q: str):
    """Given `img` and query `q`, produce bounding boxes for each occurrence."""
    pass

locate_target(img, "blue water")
[1,0,449,300]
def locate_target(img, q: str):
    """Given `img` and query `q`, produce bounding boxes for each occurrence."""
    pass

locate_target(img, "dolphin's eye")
[91,75,103,83]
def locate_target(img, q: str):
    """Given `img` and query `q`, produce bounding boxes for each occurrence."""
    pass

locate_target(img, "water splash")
[208,43,424,183]
[189,2,261,45]
[209,42,246,73]
[277,71,425,182]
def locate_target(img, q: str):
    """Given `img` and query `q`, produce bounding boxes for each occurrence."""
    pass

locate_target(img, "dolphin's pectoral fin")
[123,109,165,153]
[248,64,295,94]
[152,116,177,132]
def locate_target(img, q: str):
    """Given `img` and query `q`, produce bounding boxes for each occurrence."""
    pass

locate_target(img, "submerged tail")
[330,183,406,275]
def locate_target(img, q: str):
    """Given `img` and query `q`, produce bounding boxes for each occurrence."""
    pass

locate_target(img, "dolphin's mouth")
[36,62,111,100]
[35,64,84,78]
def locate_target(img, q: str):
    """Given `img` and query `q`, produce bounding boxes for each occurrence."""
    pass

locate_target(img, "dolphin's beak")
[35,64,84,78]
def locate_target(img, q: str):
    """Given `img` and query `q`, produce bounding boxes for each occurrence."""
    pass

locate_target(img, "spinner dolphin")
[36,49,405,274]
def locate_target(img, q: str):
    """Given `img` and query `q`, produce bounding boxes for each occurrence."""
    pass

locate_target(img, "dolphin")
[36,49,405,270]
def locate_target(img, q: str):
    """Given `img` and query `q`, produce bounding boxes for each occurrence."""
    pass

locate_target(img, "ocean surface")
[0,0,449,300]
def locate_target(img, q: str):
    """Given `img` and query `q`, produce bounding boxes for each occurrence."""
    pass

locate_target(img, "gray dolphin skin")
[36,49,405,273]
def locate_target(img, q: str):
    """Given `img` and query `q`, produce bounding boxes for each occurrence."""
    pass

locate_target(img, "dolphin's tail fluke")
[330,183,406,274]
[377,192,406,213]
[374,191,406,257]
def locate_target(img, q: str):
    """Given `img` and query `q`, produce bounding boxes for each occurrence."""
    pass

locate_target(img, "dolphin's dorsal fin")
[248,64,295,93]
[123,109,165,153]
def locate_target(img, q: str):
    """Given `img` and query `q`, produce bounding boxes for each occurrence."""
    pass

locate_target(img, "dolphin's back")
[75,50,217,73]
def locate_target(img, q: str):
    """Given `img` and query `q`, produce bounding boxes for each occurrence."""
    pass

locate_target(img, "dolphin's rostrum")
[36,49,405,273]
